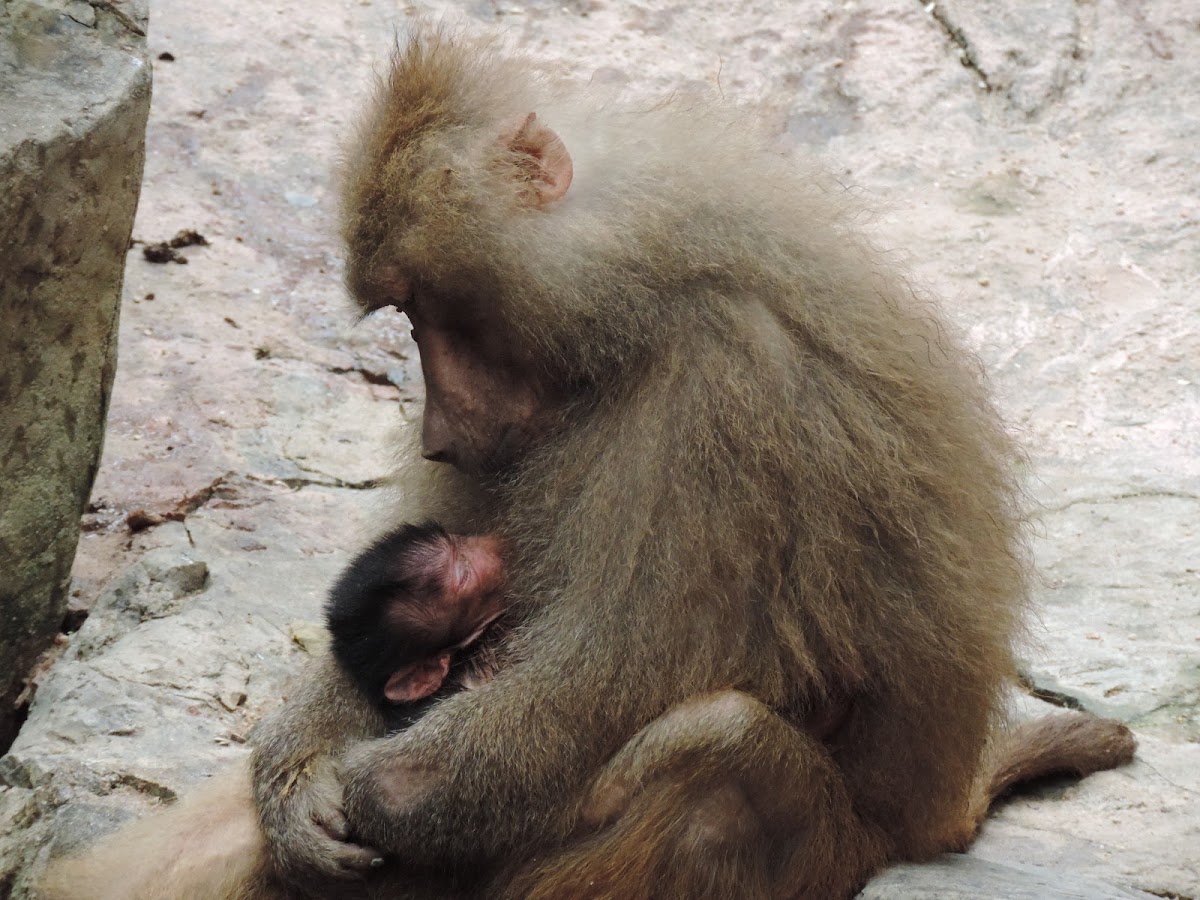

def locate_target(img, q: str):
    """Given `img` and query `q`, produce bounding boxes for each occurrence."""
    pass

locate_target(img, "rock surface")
[860,854,1156,900]
[1,1,1196,898]
[0,0,150,753]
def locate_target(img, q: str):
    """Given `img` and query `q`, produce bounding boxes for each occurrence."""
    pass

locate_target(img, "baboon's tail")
[986,711,1136,802]
[951,710,1136,851]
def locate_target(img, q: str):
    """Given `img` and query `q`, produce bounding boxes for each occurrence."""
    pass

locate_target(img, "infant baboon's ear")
[500,112,573,208]
[385,654,451,703]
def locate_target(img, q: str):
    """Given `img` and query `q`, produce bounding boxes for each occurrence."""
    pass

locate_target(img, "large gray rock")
[0,0,150,749]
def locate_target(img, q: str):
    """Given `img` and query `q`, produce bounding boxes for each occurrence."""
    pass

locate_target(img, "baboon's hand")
[257,753,384,880]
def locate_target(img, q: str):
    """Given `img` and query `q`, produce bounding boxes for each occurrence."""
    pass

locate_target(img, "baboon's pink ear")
[501,112,573,208]
[384,656,449,703]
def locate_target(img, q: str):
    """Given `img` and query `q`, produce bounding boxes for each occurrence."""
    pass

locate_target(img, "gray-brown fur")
[40,29,1135,900]
[340,27,1028,873]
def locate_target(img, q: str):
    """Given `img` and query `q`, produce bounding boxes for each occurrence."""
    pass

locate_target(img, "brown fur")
[338,26,1030,880]
[40,30,1137,900]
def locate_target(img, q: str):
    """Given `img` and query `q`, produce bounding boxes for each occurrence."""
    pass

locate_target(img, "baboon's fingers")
[317,806,351,841]
[313,807,383,869]
[330,840,386,874]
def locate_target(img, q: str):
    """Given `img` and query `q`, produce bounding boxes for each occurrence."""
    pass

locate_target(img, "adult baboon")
[42,30,1135,900]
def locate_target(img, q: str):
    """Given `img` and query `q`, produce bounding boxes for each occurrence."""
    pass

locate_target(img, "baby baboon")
[326,522,508,731]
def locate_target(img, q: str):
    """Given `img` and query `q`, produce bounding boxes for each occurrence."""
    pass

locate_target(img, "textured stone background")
[0,1,1196,897]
